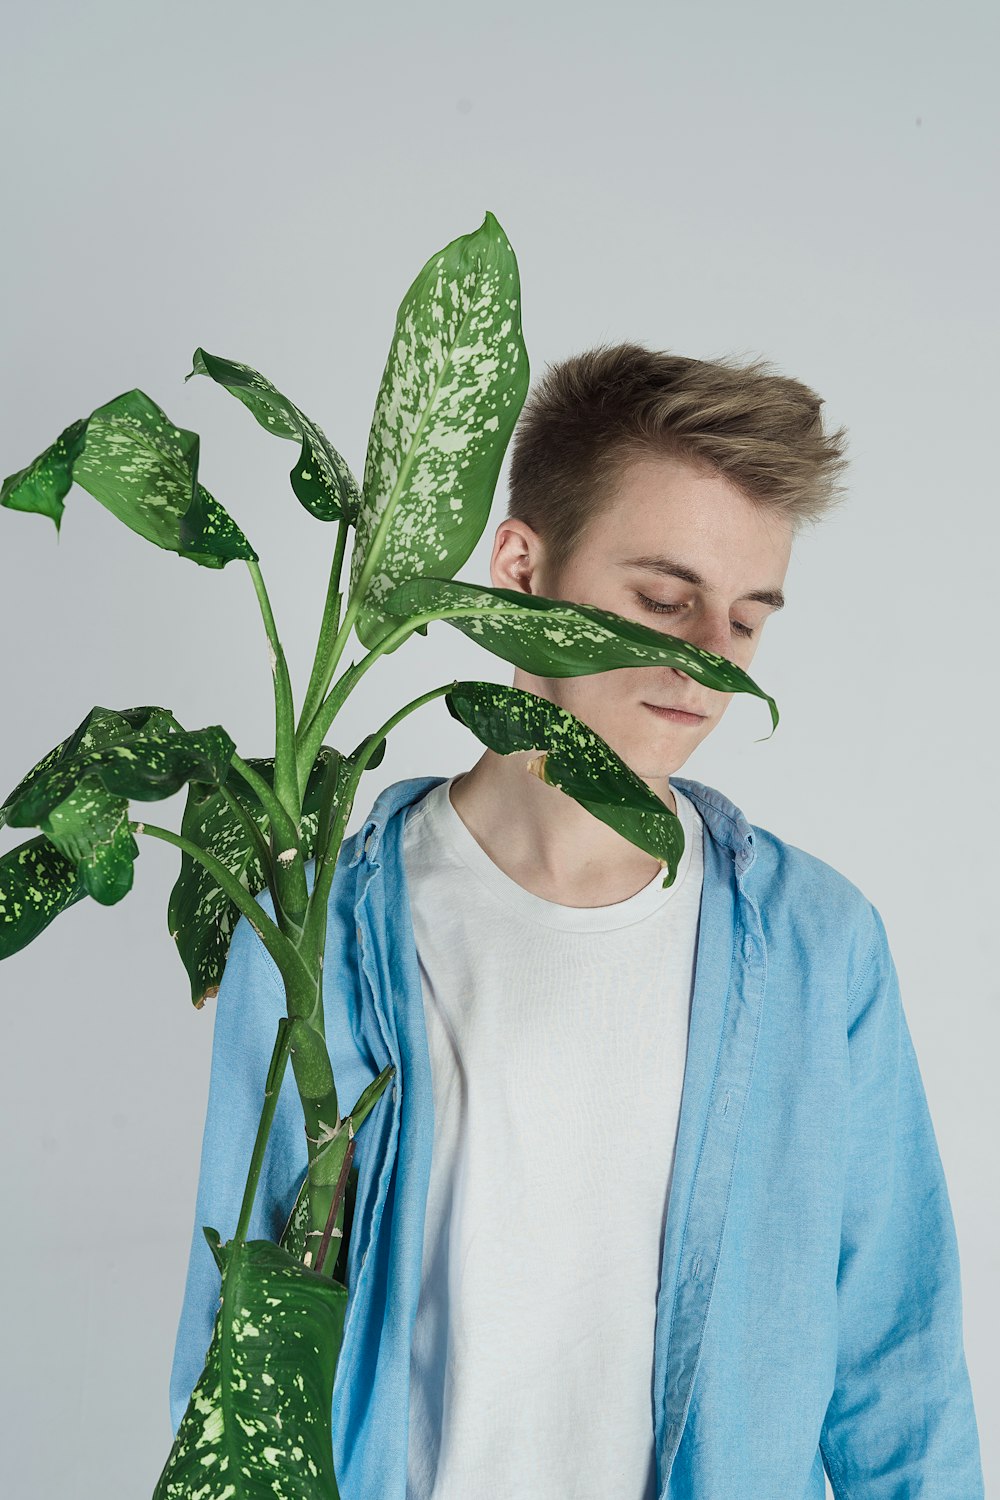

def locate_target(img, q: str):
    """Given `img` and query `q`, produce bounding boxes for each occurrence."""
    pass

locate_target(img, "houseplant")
[0,210,778,1498]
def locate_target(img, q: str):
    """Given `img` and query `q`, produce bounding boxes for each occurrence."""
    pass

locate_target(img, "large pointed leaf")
[446,680,689,882]
[0,834,88,959]
[385,576,779,733]
[185,348,362,524]
[153,1231,348,1500]
[348,211,530,652]
[168,746,350,1008]
[0,389,257,567]
[1,706,235,908]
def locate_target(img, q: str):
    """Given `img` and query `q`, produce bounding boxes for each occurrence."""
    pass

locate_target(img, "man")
[169,344,984,1498]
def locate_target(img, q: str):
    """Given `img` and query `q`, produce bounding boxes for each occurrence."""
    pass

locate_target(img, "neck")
[447,748,677,908]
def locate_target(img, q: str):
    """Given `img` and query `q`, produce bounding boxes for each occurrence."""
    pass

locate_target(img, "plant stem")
[218,784,277,902]
[297,517,349,740]
[234,1018,292,1246]
[230,754,299,851]
[243,561,311,932]
[246,558,302,815]
[313,1135,355,1278]
[134,819,311,988]
[297,598,573,781]
[296,614,427,783]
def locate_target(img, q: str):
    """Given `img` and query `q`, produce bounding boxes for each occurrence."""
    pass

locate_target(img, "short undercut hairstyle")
[504,340,851,584]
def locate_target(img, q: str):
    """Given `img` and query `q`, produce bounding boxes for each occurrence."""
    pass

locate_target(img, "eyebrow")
[619,553,785,610]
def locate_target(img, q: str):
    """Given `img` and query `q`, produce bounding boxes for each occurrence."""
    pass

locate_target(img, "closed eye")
[635,593,756,638]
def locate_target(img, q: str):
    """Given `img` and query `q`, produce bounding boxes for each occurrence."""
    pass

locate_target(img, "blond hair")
[504,340,850,581]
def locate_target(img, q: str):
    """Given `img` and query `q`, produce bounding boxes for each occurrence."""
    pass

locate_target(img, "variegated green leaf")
[185,348,362,524]
[348,211,529,652]
[0,704,180,832]
[43,776,139,903]
[385,576,779,734]
[1,389,257,567]
[4,720,235,826]
[446,680,688,883]
[153,1231,348,1500]
[1,707,235,912]
[168,746,349,1007]
[0,834,87,959]
[0,707,183,913]
[0,416,87,525]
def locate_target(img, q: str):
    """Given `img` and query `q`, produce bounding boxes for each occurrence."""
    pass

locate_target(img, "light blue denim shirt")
[168,774,985,1499]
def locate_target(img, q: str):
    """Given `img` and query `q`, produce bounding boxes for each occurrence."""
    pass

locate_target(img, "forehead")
[593,456,792,584]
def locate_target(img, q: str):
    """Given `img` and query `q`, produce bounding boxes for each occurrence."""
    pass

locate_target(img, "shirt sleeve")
[167,905,309,1439]
[819,901,985,1497]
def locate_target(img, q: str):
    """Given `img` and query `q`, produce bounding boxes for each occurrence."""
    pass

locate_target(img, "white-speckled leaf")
[348,211,529,652]
[446,680,688,882]
[1,705,235,917]
[0,835,88,960]
[385,576,780,731]
[0,704,180,832]
[1,389,257,567]
[153,1232,348,1500]
[0,416,87,526]
[185,349,362,524]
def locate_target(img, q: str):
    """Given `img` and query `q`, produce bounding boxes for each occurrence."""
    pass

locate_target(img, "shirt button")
[743,934,756,961]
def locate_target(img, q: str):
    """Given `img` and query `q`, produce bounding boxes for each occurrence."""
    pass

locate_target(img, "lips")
[645,703,705,717]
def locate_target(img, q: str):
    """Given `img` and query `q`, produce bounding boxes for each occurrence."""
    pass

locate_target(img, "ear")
[490,517,544,594]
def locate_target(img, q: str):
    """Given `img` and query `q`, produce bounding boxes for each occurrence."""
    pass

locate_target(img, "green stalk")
[133,819,312,990]
[296,517,349,740]
[313,1136,355,1278]
[230,753,299,852]
[233,1018,293,1247]
[244,559,309,935]
[296,604,503,783]
[246,558,301,816]
[218,783,280,914]
[296,613,428,784]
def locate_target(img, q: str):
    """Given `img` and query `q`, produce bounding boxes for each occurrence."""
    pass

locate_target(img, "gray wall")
[1,1,995,1494]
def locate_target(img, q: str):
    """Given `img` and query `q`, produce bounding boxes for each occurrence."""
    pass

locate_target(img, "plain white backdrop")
[0,2,995,1495]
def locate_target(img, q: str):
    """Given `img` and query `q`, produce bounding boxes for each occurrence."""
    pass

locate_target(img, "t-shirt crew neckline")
[428,773,699,933]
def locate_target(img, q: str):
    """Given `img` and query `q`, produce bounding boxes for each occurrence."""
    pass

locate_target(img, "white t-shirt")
[402,774,705,1500]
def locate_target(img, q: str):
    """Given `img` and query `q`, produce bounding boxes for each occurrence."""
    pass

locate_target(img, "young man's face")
[493,453,793,781]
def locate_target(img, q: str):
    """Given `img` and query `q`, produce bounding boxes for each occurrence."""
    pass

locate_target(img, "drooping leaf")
[384,576,779,735]
[446,680,689,883]
[348,211,530,653]
[0,835,87,960]
[1,705,235,911]
[0,416,87,525]
[168,746,350,1008]
[152,1231,349,1500]
[0,389,257,567]
[0,704,180,832]
[185,348,362,524]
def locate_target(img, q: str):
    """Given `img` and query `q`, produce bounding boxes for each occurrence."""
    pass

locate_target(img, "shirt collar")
[350,772,758,882]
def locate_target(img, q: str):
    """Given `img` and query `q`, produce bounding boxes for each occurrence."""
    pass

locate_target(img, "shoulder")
[745,819,879,975]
